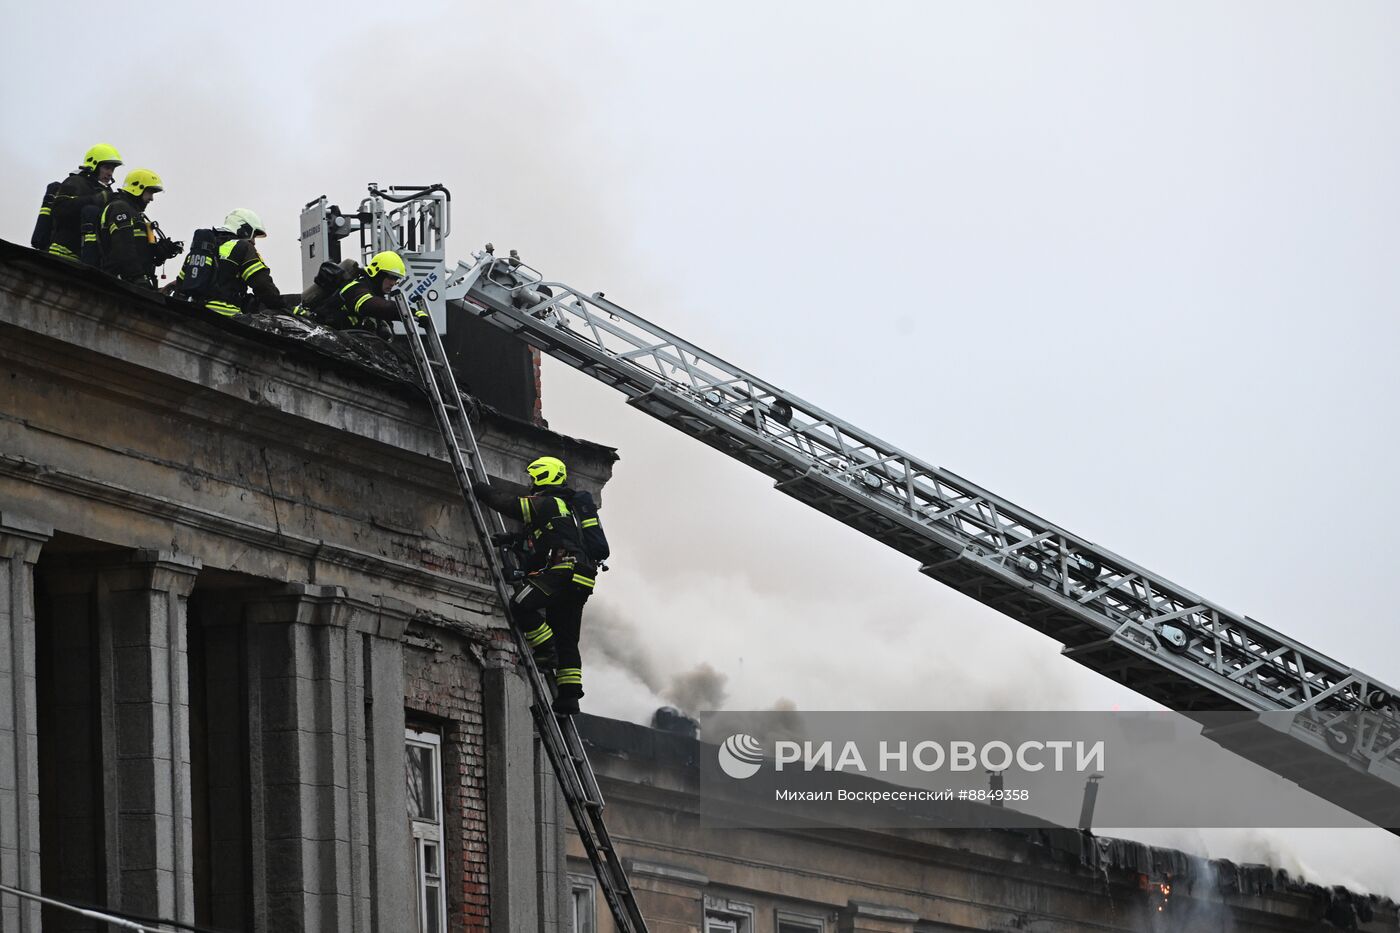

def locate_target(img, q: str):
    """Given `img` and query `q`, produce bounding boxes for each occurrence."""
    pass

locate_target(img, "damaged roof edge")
[0,238,618,463]
[575,713,1399,928]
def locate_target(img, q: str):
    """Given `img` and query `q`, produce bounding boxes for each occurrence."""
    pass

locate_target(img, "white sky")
[5,0,1399,900]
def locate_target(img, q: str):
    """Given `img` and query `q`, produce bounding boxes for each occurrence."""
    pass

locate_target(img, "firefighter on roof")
[296,250,428,336]
[98,169,182,288]
[40,144,122,264]
[175,209,285,316]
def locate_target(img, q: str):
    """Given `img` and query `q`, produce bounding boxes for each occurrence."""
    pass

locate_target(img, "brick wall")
[403,628,498,932]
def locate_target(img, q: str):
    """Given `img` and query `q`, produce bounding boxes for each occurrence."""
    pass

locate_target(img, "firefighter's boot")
[552,680,583,716]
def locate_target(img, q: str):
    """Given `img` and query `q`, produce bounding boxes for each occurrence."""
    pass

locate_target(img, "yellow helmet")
[526,456,567,487]
[83,143,123,171]
[120,169,163,197]
[365,250,406,280]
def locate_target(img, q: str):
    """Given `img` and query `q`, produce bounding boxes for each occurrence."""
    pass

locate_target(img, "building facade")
[568,713,1399,933]
[0,241,611,932]
[8,238,1398,933]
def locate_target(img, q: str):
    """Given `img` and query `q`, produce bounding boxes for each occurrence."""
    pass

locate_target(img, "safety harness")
[520,494,595,588]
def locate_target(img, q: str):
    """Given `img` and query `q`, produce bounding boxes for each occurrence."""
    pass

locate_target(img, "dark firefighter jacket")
[98,191,157,285]
[203,233,285,316]
[46,171,110,262]
[322,274,399,329]
[473,483,595,582]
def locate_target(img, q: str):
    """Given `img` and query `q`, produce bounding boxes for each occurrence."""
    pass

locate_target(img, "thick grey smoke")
[664,662,728,713]
[586,601,666,696]
[581,588,1089,723]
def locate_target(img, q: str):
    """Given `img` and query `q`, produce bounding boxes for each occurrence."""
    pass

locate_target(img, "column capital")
[0,513,53,562]
[101,549,202,597]
[242,582,350,627]
[367,594,414,641]
[238,585,426,639]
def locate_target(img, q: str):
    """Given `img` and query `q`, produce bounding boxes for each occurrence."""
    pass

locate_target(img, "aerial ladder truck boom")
[443,246,1400,832]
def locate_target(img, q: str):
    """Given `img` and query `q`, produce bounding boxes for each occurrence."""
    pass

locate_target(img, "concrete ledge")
[847,900,918,921]
[626,859,710,887]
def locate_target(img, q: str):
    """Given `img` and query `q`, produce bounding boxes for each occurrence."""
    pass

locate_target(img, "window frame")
[569,872,597,933]
[407,727,446,933]
[775,908,825,933]
[703,895,755,933]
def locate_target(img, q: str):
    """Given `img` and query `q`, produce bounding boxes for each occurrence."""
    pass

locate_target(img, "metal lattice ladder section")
[392,292,650,933]
[443,247,1400,832]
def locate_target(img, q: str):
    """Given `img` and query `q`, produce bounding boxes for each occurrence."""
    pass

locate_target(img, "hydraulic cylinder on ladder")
[297,187,651,933]
[444,245,1400,833]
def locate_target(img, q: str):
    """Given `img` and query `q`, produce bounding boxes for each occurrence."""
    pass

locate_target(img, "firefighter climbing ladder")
[442,246,1400,831]
[392,292,650,933]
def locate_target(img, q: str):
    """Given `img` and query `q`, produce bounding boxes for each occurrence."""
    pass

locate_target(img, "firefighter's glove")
[414,311,431,332]
[470,481,492,498]
[490,532,523,547]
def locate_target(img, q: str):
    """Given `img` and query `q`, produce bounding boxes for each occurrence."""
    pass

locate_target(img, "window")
[407,728,445,933]
[704,896,754,933]
[570,874,596,933]
[776,910,824,933]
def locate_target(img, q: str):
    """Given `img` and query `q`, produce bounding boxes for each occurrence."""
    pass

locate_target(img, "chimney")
[651,706,699,739]
[987,770,1004,807]
[1079,774,1104,829]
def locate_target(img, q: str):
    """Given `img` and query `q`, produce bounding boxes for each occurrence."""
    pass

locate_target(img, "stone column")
[245,583,362,933]
[98,549,201,923]
[363,599,410,933]
[537,741,568,933]
[484,656,543,933]
[195,584,409,933]
[0,514,51,933]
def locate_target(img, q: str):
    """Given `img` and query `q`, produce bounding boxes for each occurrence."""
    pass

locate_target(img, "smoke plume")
[665,662,728,713]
